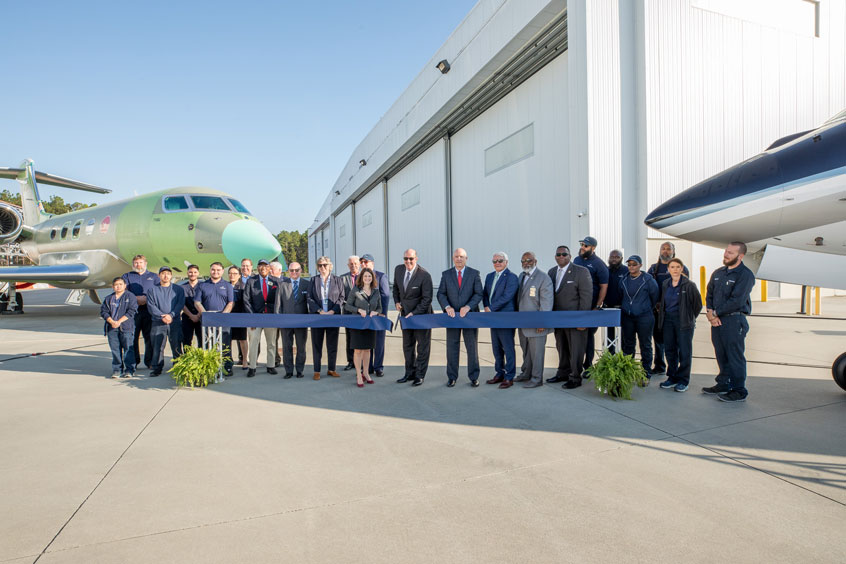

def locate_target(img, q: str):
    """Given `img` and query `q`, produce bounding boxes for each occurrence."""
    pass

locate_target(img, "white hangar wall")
[333,204,354,267]
[354,182,386,270]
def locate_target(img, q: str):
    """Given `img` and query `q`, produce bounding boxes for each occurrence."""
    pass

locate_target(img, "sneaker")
[659,378,675,389]
[110,372,119,379]
[123,373,134,379]
[651,367,666,376]
[701,385,729,395]
[717,390,747,402]
[674,383,688,393]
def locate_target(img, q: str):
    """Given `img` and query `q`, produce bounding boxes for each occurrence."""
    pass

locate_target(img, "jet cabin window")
[60,222,71,239]
[163,196,190,211]
[72,220,83,239]
[190,196,230,211]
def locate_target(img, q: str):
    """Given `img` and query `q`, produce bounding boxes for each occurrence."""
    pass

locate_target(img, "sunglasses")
[520,259,534,264]
[289,268,301,272]
[403,257,416,262]
[492,259,505,263]
[317,263,329,267]
[556,252,569,257]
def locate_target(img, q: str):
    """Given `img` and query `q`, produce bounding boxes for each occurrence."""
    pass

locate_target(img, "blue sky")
[1,0,477,233]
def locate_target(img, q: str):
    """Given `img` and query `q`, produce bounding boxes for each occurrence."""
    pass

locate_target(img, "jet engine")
[0,202,23,243]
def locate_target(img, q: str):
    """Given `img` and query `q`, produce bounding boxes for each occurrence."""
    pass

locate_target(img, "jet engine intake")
[0,202,23,243]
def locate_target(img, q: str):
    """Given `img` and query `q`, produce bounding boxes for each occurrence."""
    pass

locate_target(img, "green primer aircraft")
[0,159,282,310]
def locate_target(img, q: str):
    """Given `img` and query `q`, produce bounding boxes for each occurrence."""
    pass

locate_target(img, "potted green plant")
[584,351,648,400]
[169,345,227,388]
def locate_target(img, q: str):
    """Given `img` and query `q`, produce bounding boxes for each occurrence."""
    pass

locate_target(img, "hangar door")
[354,182,387,277]
[334,204,354,269]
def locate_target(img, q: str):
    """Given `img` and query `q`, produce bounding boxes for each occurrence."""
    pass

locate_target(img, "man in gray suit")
[547,245,593,389]
[339,255,360,371]
[437,248,484,387]
[275,261,310,378]
[513,252,554,389]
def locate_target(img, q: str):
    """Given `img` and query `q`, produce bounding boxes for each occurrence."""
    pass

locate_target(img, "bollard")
[699,266,706,306]
[815,286,821,316]
[760,280,768,302]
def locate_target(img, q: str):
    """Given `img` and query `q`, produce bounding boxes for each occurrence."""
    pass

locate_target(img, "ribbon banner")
[201,312,393,331]
[398,310,620,330]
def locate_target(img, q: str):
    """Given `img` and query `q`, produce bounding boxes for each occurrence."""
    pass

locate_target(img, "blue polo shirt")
[195,279,234,312]
[122,270,159,308]
[573,254,609,306]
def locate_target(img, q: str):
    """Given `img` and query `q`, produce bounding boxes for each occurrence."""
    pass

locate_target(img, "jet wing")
[0,264,90,283]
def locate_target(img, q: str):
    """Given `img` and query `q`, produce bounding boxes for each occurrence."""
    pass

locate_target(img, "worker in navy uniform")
[122,254,159,372]
[359,254,390,377]
[482,251,519,388]
[244,259,280,377]
[704,242,756,402]
[619,255,659,379]
[437,248,484,387]
[228,265,249,369]
[146,266,185,377]
[194,262,235,376]
[339,255,360,371]
[307,256,345,380]
[180,264,203,347]
[100,277,138,378]
[657,258,702,392]
[393,248,433,387]
[275,261,310,378]
[573,236,609,372]
[647,242,689,376]
[604,249,626,354]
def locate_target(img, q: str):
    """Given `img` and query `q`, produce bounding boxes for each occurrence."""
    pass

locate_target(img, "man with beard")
[340,255,361,371]
[647,242,689,376]
[180,264,203,347]
[573,236,609,372]
[704,242,756,402]
[604,250,626,354]
[514,252,554,389]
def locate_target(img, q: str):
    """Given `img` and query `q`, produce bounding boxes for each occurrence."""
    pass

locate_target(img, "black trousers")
[446,327,479,382]
[584,326,598,368]
[311,327,339,372]
[554,327,587,382]
[401,328,431,380]
[282,327,308,375]
[132,307,152,368]
[181,314,202,348]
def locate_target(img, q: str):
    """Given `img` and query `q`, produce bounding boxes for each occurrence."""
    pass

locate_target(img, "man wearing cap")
[340,255,360,371]
[194,262,235,376]
[619,255,659,379]
[146,266,185,377]
[604,250,626,354]
[647,242,689,376]
[574,236,609,372]
[359,254,390,377]
[244,259,280,377]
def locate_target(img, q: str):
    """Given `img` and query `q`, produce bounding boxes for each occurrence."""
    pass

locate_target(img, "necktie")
[262,278,268,300]
[491,272,501,295]
[556,268,564,291]
[293,280,299,298]
[404,270,411,290]
[457,270,462,289]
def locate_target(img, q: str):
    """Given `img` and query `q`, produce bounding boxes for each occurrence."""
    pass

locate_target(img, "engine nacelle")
[0,202,23,243]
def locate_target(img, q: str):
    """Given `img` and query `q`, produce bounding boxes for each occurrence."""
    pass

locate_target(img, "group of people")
[100,236,756,402]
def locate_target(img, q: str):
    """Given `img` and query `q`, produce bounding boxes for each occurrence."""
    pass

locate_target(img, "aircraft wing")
[0,264,90,283]
[0,167,111,194]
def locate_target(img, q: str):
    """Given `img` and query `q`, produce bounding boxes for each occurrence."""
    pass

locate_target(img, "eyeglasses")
[520,259,534,264]
[289,268,301,272]
[492,259,505,264]
[317,263,329,267]
[555,252,569,257]
[403,257,416,262]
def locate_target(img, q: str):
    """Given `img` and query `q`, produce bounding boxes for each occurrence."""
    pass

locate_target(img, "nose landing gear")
[834,353,846,392]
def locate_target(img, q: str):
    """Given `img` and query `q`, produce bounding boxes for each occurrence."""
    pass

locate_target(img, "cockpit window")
[164,196,190,211]
[227,199,250,214]
[825,109,846,124]
[190,196,230,211]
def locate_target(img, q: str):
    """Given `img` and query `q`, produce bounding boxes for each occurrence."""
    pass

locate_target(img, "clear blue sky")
[1,0,477,234]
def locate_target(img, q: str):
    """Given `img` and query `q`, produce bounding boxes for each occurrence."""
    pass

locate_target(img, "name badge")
[529,286,536,297]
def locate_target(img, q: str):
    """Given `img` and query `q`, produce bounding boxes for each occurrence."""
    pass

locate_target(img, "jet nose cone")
[222,220,282,265]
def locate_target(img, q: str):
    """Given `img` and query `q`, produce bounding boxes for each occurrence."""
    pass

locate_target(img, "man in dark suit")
[243,259,280,377]
[339,255,360,371]
[360,253,390,378]
[276,261,310,378]
[306,256,344,380]
[483,251,519,389]
[393,248,433,386]
[437,248,484,387]
[547,245,593,389]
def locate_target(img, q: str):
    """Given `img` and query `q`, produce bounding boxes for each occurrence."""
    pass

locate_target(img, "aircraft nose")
[221,220,282,265]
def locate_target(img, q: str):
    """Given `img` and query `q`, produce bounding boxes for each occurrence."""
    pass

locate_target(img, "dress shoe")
[247,369,256,378]
[563,380,582,389]
[396,376,412,383]
[149,370,161,377]
[499,380,513,389]
[296,372,304,378]
[344,362,355,371]
[284,373,293,379]
[267,367,278,375]
[375,370,384,378]
[522,381,542,389]
[412,378,424,387]
[546,375,567,383]
[486,375,504,385]
[313,372,321,380]
[514,374,531,383]
[327,370,341,378]
[470,380,480,387]
[446,380,456,388]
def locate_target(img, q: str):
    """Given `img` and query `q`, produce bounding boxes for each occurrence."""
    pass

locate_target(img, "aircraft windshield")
[227,199,251,214]
[164,196,189,211]
[825,109,846,124]
[190,196,230,211]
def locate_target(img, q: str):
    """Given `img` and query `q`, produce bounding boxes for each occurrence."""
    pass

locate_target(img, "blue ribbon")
[398,310,620,330]
[202,312,393,330]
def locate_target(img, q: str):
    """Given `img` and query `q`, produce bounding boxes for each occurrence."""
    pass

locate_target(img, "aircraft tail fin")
[0,159,111,226]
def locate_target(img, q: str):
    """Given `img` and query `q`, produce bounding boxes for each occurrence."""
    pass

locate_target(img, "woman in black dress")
[343,268,382,387]
[228,265,249,369]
